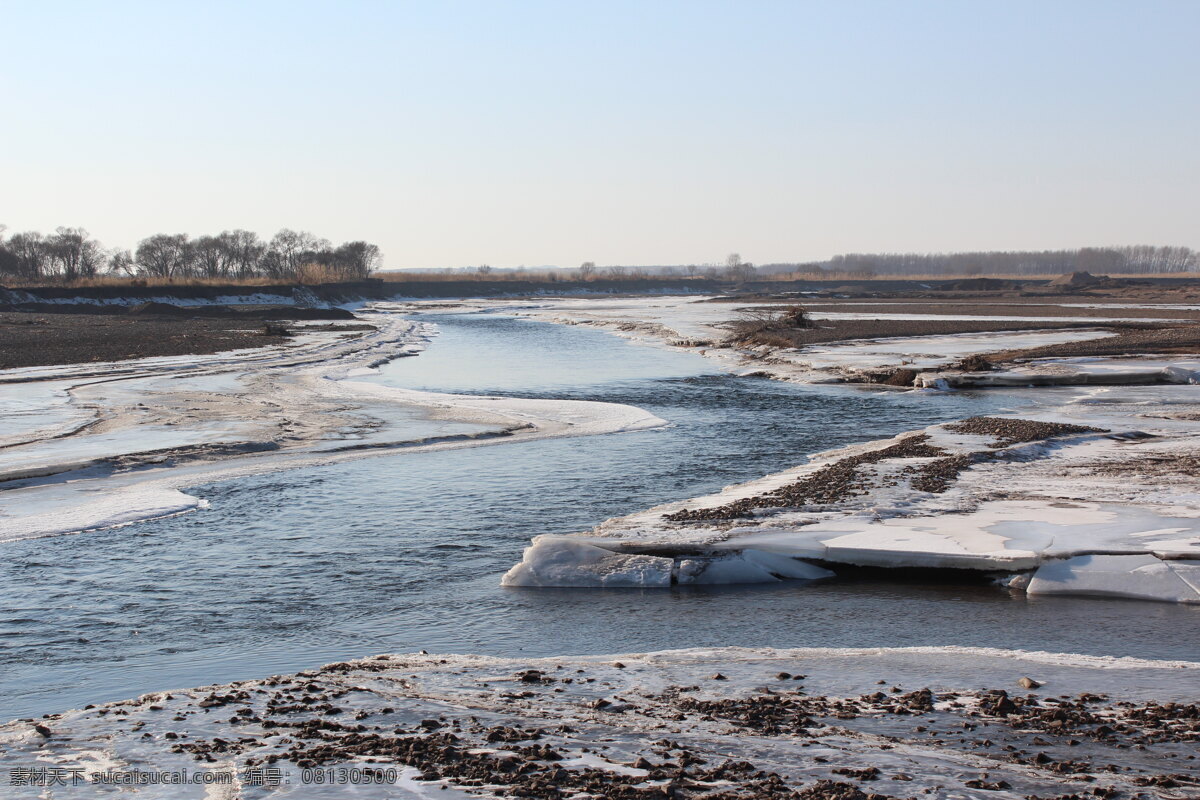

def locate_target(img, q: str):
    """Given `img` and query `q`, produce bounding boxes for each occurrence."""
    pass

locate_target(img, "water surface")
[3,314,1196,719]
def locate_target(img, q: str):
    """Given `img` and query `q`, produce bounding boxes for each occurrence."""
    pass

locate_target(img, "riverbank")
[378,297,1200,604]
[0,311,666,542]
[2,304,1197,797]
[0,308,364,369]
[3,647,1196,799]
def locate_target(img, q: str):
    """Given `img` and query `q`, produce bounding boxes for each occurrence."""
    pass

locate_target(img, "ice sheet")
[502,391,1200,603]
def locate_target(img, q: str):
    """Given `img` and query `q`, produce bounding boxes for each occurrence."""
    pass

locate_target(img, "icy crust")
[0,309,666,541]
[922,356,1200,389]
[399,296,1198,386]
[502,538,834,587]
[2,647,1197,800]
[504,390,1200,603]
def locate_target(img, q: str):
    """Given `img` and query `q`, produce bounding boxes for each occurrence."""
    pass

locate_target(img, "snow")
[0,483,205,543]
[501,536,674,587]
[925,356,1200,388]
[675,549,835,584]
[405,296,1192,385]
[501,538,836,587]
[792,330,1113,371]
[502,385,1200,603]
[5,295,1200,603]
[2,646,1195,798]
[15,292,302,307]
[0,309,666,542]
[1026,554,1200,604]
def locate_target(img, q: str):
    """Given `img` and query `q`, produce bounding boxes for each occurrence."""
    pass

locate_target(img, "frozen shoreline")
[3,296,1198,793]
[0,309,665,542]
[3,645,1196,799]
[384,297,1200,604]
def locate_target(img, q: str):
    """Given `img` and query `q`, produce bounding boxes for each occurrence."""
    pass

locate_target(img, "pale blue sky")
[2,0,1197,268]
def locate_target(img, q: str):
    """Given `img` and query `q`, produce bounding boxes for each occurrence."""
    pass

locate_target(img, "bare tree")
[332,241,380,279]
[266,229,330,280]
[192,235,235,278]
[135,234,193,278]
[724,252,755,282]
[108,249,135,276]
[578,261,596,280]
[222,230,266,278]
[49,228,106,280]
[6,232,50,278]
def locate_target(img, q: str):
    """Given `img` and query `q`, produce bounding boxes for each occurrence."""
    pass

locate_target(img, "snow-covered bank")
[920,356,1200,388]
[503,388,1200,604]
[0,309,665,541]
[398,295,1200,385]
[3,646,1195,799]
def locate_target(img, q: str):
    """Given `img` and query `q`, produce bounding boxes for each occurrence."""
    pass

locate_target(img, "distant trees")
[724,253,756,282]
[821,246,1198,277]
[0,228,105,280]
[0,225,382,283]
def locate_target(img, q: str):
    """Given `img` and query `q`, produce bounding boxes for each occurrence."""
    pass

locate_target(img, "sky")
[2,0,1197,269]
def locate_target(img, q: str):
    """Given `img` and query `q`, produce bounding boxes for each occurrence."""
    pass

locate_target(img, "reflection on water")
[2,314,1196,719]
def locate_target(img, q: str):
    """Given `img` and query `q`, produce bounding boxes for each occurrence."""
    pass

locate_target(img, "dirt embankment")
[797,301,1200,322]
[989,324,1200,361]
[0,311,327,370]
[728,318,1152,349]
[3,277,723,306]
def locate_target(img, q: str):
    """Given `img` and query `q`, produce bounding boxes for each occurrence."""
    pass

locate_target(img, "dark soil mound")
[1048,271,1104,288]
[943,277,1018,291]
[944,417,1106,445]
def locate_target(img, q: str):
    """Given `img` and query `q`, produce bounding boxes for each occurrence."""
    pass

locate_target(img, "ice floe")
[504,391,1200,603]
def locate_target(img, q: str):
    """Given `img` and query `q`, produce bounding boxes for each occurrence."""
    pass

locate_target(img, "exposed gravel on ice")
[664,434,948,522]
[942,417,1107,446]
[662,421,1107,523]
[3,648,1195,799]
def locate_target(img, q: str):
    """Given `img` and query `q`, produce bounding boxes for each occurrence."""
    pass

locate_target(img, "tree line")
[0,226,381,283]
[811,246,1198,278]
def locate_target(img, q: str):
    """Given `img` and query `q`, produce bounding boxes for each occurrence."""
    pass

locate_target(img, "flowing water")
[2,313,1197,720]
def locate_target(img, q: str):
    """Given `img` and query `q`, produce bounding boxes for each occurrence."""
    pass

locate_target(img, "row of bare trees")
[0,226,381,283]
[817,246,1198,277]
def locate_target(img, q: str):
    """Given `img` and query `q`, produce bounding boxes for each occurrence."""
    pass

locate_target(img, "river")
[2,312,1195,720]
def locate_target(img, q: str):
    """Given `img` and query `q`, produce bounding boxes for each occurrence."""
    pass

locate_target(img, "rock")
[1018,676,1043,690]
[33,724,52,738]
[710,673,728,681]
[776,672,792,680]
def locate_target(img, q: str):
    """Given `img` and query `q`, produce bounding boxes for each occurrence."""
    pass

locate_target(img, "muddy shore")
[0,309,366,370]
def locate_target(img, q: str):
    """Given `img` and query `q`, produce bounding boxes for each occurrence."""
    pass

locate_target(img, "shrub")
[726,304,814,346]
